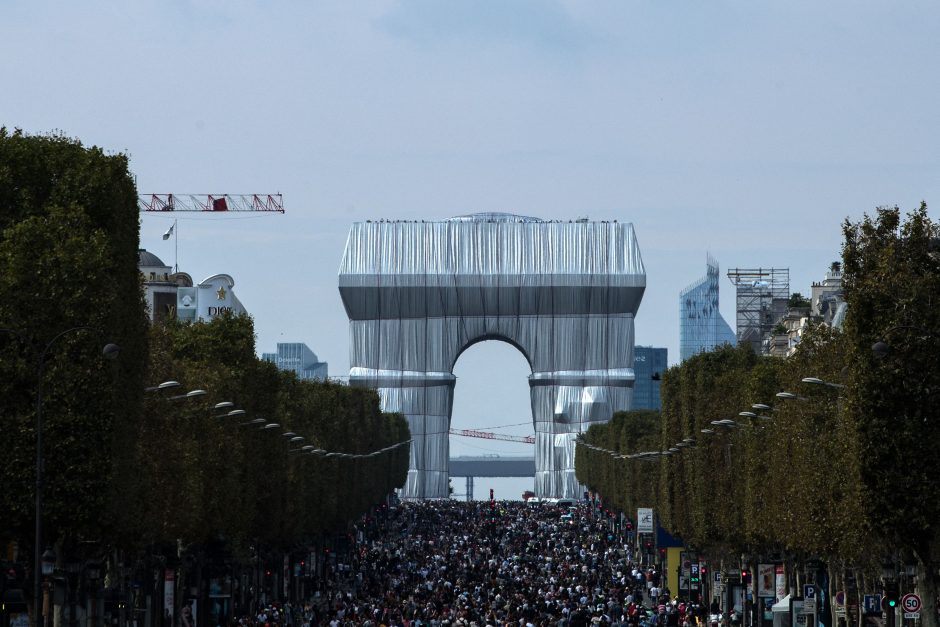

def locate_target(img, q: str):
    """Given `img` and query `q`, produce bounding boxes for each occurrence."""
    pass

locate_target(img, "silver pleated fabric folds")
[338,214,646,499]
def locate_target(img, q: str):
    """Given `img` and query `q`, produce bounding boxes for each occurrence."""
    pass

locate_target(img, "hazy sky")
[5,1,939,457]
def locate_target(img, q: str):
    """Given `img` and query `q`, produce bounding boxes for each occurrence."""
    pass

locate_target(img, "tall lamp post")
[1,327,120,627]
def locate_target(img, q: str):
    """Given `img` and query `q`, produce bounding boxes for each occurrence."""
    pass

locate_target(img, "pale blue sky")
[4,0,939,456]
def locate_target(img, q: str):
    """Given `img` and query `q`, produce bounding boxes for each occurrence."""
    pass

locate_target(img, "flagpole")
[162,219,178,273]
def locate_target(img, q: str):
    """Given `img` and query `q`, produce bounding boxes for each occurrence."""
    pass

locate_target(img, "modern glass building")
[633,346,667,410]
[679,256,736,362]
[262,343,328,381]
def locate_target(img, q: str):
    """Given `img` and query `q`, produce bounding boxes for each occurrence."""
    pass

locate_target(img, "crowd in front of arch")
[241,500,725,627]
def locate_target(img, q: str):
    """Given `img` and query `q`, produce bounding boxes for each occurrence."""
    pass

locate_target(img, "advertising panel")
[775,565,786,602]
[758,563,776,597]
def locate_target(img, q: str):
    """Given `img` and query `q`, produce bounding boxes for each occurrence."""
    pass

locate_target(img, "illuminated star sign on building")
[216,286,227,300]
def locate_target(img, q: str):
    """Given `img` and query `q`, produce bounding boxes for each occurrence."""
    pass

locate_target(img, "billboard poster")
[637,508,654,533]
[164,569,175,620]
[758,563,776,597]
[776,565,786,602]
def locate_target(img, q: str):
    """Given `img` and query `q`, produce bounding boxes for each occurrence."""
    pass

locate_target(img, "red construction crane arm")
[138,194,284,213]
[448,428,535,444]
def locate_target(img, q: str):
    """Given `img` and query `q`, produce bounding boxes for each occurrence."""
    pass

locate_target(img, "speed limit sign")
[901,593,922,613]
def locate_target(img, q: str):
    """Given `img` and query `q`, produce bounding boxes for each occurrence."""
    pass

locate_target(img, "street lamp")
[168,389,207,401]
[1,326,119,627]
[145,380,181,392]
[801,377,845,390]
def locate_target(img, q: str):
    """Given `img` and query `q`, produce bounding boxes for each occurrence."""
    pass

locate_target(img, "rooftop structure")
[727,267,790,355]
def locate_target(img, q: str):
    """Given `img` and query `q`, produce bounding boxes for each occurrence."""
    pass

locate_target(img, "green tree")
[0,128,148,571]
[842,204,940,627]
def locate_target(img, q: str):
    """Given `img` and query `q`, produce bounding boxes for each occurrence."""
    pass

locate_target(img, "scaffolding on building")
[726,268,790,355]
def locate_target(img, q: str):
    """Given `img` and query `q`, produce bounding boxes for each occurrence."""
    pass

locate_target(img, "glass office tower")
[262,342,328,381]
[633,346,667,410]
[679,256,736,362]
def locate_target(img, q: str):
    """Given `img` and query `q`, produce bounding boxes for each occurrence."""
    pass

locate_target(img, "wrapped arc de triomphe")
[338,213,646,499]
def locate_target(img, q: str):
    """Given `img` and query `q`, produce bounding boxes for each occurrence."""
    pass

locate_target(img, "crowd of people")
[244,500,714,627]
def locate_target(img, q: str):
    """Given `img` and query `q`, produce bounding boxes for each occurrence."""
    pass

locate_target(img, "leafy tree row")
[577,205,939,627]
[0,128,149,562]
[0,129,409,601]
[116,311,410,560]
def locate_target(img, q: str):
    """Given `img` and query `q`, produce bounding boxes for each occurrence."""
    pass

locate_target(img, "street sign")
[803,585,816,600]
[901,593,922,614]
[803,599,817,614]
[904,613,921,620]
[715,572,722,583]
[863,594,882,615]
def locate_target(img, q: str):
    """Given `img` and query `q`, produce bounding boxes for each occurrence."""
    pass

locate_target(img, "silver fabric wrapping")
[338,215,646,499]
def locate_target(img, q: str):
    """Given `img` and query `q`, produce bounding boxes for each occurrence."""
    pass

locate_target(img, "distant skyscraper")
[680,256,736,362]
[633,346,667,410]
[262,342,328,381]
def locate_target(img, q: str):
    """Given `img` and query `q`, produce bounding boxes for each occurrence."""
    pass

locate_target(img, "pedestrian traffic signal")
[741,570,750,584]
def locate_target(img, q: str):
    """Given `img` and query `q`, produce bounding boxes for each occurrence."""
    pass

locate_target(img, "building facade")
[679,256,736,362]
[262,343,328,381]
[632,346,667,410]
[811,261,845,326]
[138,249,247,323]
[773,261,846,357]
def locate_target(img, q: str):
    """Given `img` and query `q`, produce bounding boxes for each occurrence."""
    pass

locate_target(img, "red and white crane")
[138,193,284,213]
[448,428,534,444]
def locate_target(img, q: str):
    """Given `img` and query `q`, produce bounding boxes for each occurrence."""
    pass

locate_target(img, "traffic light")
[884,581,899,608]
[741,569,751,584]
[489,488,494,501]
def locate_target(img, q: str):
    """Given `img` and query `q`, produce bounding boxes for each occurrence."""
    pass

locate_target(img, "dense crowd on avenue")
[245,500,715,627]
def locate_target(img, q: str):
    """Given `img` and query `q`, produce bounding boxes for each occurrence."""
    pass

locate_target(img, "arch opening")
[450,339,535,501]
